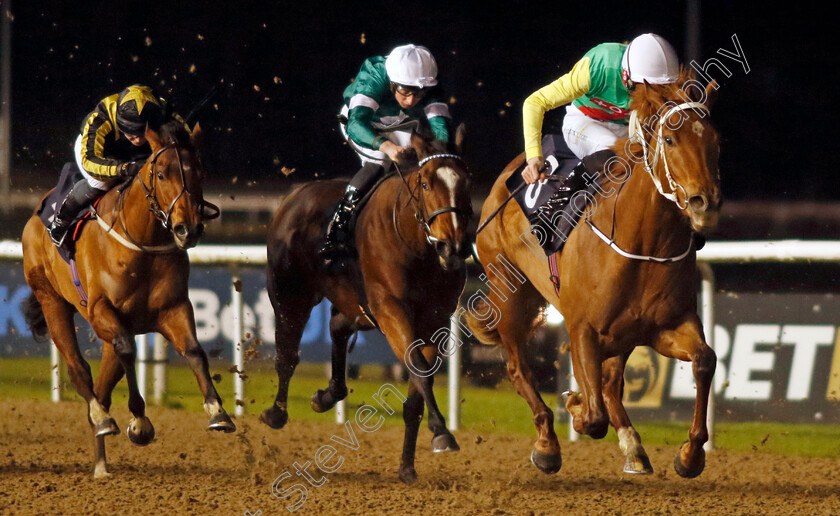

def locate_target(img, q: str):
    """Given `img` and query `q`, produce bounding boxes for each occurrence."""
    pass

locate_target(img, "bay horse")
[260,128,472,484]
[464,72,720,478]
[21,121,235,479]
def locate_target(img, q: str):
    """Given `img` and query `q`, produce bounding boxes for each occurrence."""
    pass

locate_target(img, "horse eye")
[422,182,430,190]
[664,137,674,145]
[157,172,165,180]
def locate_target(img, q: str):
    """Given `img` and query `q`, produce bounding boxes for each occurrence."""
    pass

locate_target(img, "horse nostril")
[689,195,708,212]
[174,223,189,238]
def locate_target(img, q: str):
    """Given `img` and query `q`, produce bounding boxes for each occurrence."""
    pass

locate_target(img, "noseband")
[395,154,472,247]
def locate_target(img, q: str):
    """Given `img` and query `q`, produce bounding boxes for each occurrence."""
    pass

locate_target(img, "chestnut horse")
[260,128,472,484]
[465,73,720,478]
[21,121,235,478]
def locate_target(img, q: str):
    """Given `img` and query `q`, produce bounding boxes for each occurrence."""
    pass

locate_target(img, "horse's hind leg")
[566,326,609,438]
[494,286,561,474]
[259,300,314,429]
[36,292,119,477]
[311,307,352,413]
[652,316,715,479]
[90,343,131,478]
[157,301,235,432]
[602,353,653,474]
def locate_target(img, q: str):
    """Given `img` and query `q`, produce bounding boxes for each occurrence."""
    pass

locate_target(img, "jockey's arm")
[521,56,591,184]
[423,99,452,143]
[78,111,128,180]
[345,102,382,151]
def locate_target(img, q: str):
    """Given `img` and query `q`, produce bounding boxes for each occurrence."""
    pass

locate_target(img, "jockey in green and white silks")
[319,44,453,268]
[520,33,680,186]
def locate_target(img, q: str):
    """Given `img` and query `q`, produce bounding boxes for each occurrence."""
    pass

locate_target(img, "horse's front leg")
[157,301,235,432]
[566,325,609,438]
[652,315,716,478]
[602,352,653,474]
[88,301,153,446]
[373,294,458,484]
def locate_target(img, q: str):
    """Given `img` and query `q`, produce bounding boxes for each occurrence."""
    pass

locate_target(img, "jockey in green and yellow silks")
[319,44,453,268]
[521,33,680,186]
[48,85,167,245]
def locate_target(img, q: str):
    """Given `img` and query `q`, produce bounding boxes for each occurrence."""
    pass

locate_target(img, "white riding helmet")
[621,33,680,85]
[385,44,438,88]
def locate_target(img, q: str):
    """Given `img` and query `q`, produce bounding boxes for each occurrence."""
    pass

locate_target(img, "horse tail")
[22,293,49,343]
[459,300,502,346]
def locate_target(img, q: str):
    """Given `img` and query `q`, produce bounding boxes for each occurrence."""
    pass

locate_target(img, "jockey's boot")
[527,162,587,227]
[48,179,103,246]
[318,184,362,270]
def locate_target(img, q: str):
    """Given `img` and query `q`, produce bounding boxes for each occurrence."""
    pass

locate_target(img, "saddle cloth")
[505,135,599,256]
[37,163,97,263]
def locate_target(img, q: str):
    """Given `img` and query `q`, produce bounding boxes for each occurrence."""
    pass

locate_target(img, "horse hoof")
[310,390,333,413]
[208,412,236,433]
[530,449,562,474]
[259,406,289,429]
[673,447,705,479]
[431,433,460,453]
[93,465,111,480]
[398,466,418,485]
[311,386,349,413]
[127,416,155,446]
[623,454,654,475]
[95,417,120,437]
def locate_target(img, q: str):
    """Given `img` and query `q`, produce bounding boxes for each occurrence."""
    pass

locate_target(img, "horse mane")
[156,120,192,148]
[614,67,701,162]
[629,67,699,121]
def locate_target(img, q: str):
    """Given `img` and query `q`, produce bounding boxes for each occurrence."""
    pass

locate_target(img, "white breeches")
[561,104,629,160]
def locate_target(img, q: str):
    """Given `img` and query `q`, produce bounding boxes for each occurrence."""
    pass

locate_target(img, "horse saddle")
[505,134,600,256]
[37,163,98,263]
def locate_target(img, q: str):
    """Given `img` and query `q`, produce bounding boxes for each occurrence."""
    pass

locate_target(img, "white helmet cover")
[621,33,679,85]
[385,44,438,88]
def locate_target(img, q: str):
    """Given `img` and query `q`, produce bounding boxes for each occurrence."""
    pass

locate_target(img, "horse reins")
[97,142,219,253]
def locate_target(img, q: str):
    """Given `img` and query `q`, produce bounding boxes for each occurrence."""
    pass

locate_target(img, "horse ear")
[704,80,719,110]
[190,122,203,149]
[454,123,466,154]
[145,125,162,151]
[410,129,426,158]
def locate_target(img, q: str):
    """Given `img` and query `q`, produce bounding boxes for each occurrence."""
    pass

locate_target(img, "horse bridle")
[140,144,220,231]
[629,101,710,210]
[394,153,472,247]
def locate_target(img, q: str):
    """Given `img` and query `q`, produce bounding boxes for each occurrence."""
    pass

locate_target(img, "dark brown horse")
[260,128,472,484]
[22,121,234,478]
[464,73,720,477]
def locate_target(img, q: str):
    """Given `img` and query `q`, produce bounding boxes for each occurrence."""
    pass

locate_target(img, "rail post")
[231,266,245,417]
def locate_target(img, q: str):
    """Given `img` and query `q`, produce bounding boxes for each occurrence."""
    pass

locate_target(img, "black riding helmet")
[115,85,163,136]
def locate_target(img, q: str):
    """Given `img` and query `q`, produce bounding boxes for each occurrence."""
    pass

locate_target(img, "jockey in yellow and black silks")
[48,85,167,245]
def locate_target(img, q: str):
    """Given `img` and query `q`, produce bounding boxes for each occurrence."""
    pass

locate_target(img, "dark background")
[3,0,835,199]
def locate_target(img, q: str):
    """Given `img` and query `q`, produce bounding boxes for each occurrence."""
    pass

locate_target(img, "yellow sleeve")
[522,56,591,161]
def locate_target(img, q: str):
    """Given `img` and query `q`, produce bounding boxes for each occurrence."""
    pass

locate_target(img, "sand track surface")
[0,399,838,515]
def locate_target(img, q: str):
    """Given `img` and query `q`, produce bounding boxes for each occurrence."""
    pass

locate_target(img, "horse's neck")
[592,159,691,255]
[108,176,168,245]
